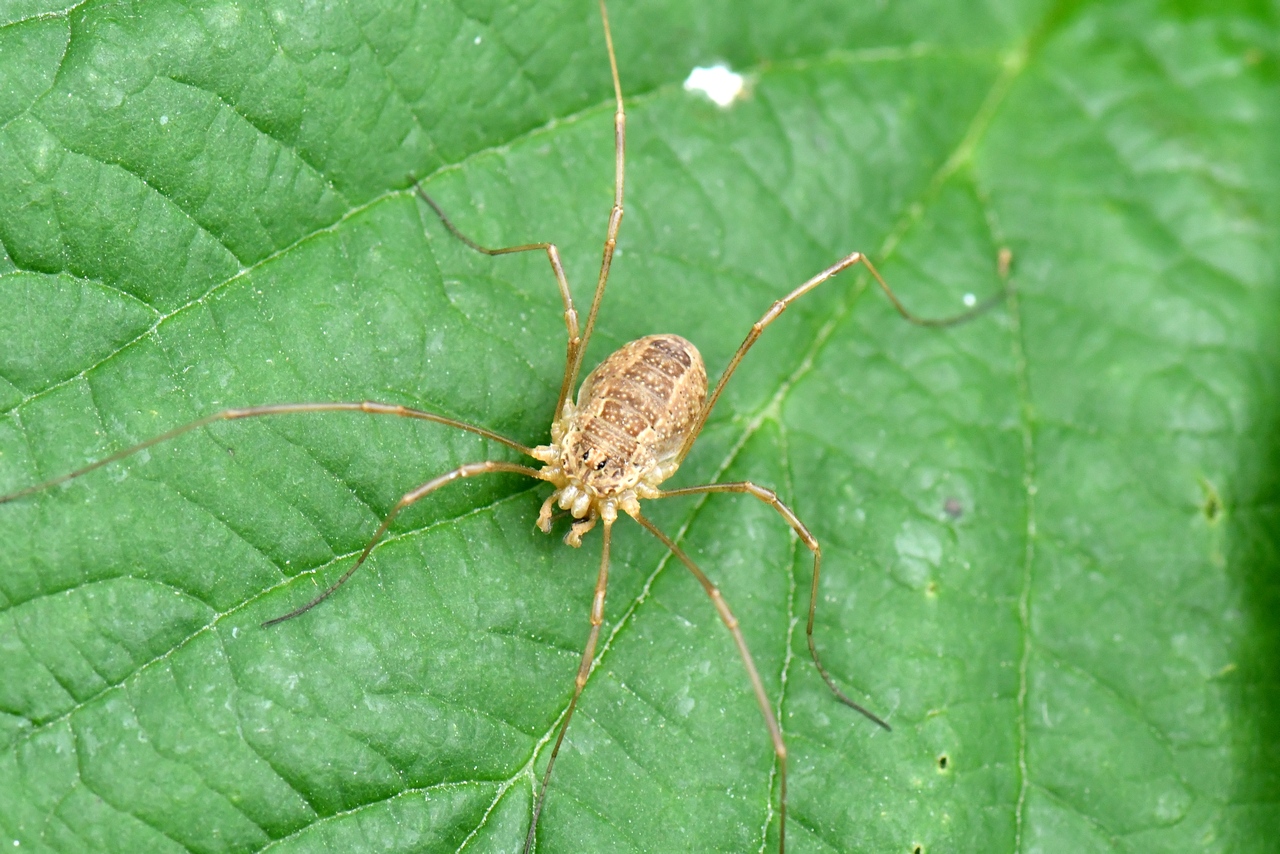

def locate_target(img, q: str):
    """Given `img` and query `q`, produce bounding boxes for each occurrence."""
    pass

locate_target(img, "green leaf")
[2,0,1278,851]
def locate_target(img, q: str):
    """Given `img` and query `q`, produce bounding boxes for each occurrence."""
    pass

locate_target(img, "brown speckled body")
[534,334,707,541]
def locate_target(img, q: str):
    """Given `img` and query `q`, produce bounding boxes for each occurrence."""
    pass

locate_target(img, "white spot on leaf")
[683,64,745,107]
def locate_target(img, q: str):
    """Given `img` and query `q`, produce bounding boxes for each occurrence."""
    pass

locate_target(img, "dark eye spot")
[582,451,590,461]
[595,459,608,471]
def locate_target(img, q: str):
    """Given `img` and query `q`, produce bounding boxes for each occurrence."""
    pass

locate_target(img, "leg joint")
[709,588,737,628]
[761,299,787,325]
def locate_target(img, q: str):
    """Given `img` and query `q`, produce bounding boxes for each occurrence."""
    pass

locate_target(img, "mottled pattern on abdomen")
[576,334,708,468]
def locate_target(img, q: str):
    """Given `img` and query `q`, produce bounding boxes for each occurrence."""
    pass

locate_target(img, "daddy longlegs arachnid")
[1,1,1005,849]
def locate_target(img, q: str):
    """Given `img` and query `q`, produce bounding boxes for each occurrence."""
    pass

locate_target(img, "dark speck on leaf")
[944,497,963,519]
[1201,482,1222,523]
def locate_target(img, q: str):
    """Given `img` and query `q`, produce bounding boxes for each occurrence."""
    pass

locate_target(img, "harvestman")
[0,1,1003,849]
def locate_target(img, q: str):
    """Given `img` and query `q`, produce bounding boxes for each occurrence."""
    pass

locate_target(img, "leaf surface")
[1,0,1278,852]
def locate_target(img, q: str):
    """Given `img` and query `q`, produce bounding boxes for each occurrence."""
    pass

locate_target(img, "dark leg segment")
[677,252,1006,463]
[633,512,790,854]
[524,518,613,854]
[657,481,890,730]
[263,460,547,627]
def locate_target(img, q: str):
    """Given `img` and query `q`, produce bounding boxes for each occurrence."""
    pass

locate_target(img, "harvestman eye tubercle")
[0,1,1005,850]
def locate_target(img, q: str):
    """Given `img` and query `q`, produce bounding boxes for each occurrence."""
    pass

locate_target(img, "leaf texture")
[1,0,1278,851]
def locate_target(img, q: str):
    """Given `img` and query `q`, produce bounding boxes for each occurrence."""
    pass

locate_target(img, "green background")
[2,0,1278,851]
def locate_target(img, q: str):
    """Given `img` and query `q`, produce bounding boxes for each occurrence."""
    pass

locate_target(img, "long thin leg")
[657,481,890,730]
[564,0,626,400]
[0,402,535,506]
[524,517,613,854]
[677,252,1007,463]
[413,0,625,419]
[632,512,790,854]
[264,460,547,627]
[414,187,582,418]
